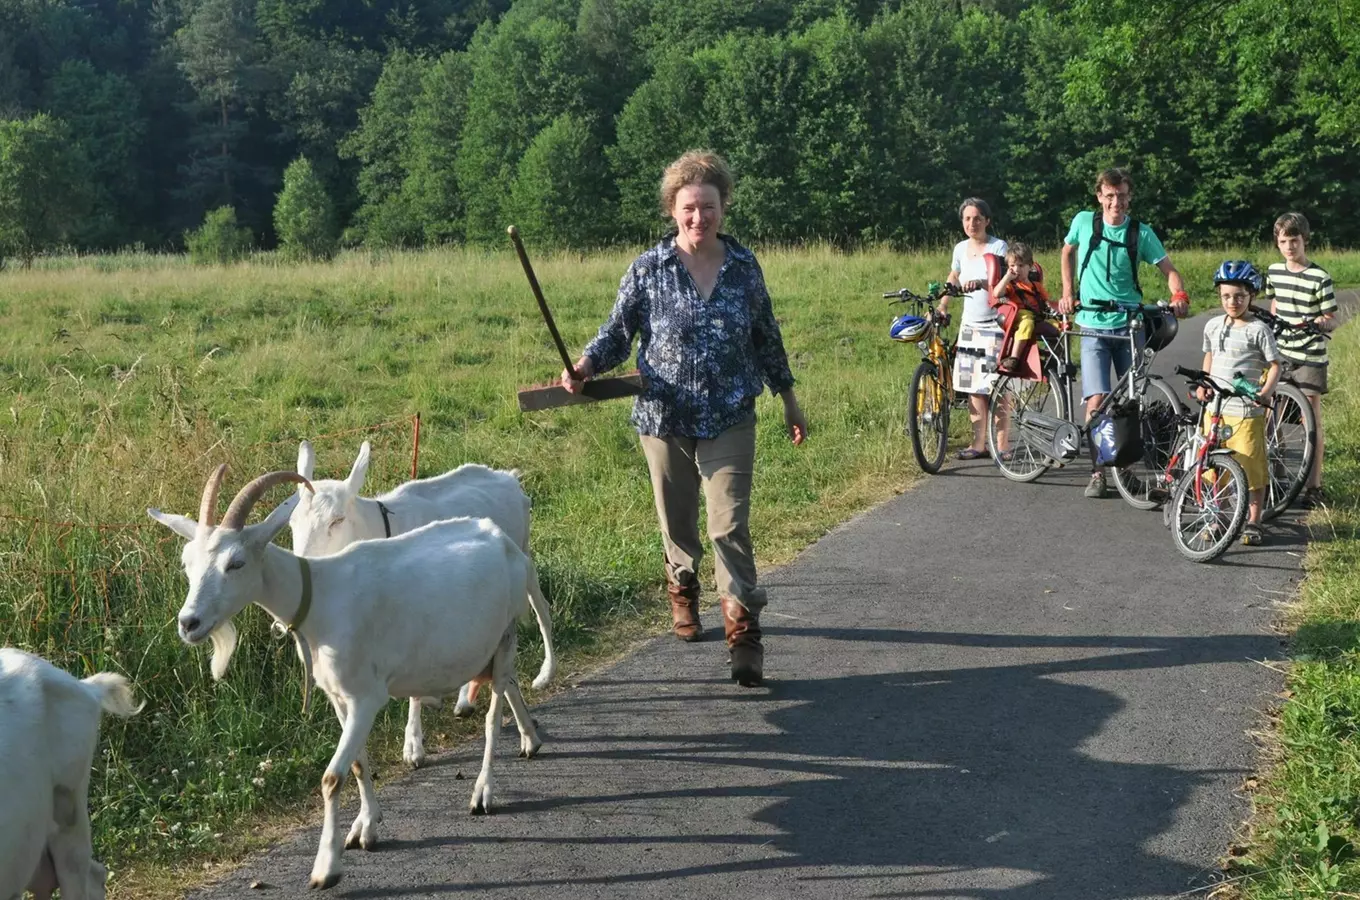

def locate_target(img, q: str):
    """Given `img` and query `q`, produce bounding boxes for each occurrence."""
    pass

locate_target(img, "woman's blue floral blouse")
[584,233,796,439]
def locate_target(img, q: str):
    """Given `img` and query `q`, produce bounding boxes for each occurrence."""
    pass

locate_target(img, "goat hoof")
[453,701,475,718]
[309,873,342,890]
[520,737,542,759]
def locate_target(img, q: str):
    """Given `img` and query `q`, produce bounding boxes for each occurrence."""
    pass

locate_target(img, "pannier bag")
[1090,400,1144,467]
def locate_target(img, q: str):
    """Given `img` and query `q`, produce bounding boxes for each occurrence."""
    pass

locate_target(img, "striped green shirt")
[1264,262,1336,367]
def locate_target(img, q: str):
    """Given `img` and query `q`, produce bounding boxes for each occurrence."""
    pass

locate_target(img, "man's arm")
[1059,243,1078,314]
[1156,256,1189,317]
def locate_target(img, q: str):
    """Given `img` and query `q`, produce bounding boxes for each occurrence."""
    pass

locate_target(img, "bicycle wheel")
[1111,377,1183,510]
[1169,453,1250,562]
[1261,382,1316,521]
[987,364,1070,483]
[907,360,950,474]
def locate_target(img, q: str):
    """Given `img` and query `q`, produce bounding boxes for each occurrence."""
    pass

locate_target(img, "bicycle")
[985,299,1183,501]
[884,281,965,474]
[1161,366,1256,561]
[1240,305,1328,520]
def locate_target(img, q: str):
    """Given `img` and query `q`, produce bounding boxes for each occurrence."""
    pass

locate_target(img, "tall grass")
[2,243,1357,893]
[1227,296,1360,898]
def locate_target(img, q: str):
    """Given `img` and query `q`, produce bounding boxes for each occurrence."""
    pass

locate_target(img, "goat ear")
[148,508,199,540]
[346,441,371,494]
[248,492,301,549]
[297,440,315,483]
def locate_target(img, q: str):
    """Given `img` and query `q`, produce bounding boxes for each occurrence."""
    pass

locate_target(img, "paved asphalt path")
[191,294,1355,900]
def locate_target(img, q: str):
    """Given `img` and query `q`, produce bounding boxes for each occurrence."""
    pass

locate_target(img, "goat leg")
[310,693,382,889]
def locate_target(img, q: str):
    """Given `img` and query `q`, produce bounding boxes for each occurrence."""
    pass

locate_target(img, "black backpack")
[1079,213,1142,299]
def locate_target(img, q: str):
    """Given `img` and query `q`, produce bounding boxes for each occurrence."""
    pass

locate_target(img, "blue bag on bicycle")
[1091,400,1144,467]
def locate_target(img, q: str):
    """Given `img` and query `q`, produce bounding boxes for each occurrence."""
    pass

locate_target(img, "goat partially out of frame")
[289,440,553,767]
[0,649,141,900]
[149,467,551,889]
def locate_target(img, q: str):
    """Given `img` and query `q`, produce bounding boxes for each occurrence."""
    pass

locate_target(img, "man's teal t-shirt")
[1064,210,1168,329]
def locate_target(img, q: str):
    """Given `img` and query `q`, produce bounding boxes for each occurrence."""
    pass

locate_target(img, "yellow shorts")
[1204,414,1266,491]
[1013,309,1037,341]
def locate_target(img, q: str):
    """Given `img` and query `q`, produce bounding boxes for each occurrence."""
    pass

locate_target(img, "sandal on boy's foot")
[1083,471,1107,499]
[1241,524,1264,546]
[955,447,987,461]
[993,449,1013,463]
[997,357,1020,374]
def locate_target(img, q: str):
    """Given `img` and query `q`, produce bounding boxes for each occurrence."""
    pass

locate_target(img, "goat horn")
[197,464,228,533]
[221,471,314,531]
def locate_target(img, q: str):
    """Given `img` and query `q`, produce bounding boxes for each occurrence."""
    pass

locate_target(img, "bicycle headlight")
[1215,423,1235,441]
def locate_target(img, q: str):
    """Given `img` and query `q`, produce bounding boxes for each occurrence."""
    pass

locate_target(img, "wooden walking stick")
[508,225,647,412]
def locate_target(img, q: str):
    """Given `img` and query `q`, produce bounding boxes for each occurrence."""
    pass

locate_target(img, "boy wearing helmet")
[1201,261,1282,545]
[1264,212,1337,508]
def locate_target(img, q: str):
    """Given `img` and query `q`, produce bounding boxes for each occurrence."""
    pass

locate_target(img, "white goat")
[149,467,552,889]
[0,649,141,900]
[290,440,551,767]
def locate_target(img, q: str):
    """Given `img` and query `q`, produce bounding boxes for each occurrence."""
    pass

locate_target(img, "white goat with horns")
[0,648,142,900]
[149,467,550,889]
[290,440,552,768]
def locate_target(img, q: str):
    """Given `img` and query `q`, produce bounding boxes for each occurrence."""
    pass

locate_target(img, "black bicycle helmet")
[1143,307,1179,352]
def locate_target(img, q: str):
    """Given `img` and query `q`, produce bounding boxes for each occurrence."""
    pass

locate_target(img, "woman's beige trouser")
[638,417,765,613]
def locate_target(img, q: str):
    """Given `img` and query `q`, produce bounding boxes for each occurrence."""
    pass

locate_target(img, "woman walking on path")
[561,150,808,687]
[937,198,1007,459]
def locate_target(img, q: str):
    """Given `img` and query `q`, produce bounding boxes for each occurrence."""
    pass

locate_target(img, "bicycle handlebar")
[1173,365,1270,405]
[1247,305,1331,340]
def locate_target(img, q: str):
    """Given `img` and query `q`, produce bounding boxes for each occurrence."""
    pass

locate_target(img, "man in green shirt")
[1058,167,1189,498]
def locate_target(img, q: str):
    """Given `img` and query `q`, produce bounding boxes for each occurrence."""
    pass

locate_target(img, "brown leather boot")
[668,580,703,642]
[721,597,763,686]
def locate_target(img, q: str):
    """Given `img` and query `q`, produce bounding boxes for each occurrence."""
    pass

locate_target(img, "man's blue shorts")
[1080,327,1135,400]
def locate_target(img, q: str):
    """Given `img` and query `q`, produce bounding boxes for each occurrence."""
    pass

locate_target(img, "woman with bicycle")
[938,197,1007,460]
[1200,261,1282,545]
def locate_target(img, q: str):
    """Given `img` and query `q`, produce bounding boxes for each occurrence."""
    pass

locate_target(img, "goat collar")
[376,500,393,538]
[289,557,315,716]
[290,556,313,632]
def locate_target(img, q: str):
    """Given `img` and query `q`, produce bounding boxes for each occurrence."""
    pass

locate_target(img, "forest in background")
[1,0,1357,256]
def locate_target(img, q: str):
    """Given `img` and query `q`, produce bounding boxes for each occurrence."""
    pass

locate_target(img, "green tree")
[274,156,337,260]
[506,112,612,248]
[403,51,475,244]
[0,114,90,266]
[174,0,270,216]
[341,51,428,247]
[44,61,148,247]
[185,205,253,263]
[609,52,715,238]
[456,4,597,242]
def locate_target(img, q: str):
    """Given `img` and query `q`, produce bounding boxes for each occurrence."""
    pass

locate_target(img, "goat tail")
[525,558,556,691]
[82,672,145,718]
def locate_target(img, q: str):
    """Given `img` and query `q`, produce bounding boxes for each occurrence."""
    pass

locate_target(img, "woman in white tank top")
[938,197,1007,460]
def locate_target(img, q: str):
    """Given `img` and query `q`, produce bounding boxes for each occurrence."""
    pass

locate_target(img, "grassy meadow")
[3,243,1360,896]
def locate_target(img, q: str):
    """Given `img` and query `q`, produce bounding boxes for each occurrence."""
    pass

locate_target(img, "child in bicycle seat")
[991,242,1051,376]
[1201,260,1282,546]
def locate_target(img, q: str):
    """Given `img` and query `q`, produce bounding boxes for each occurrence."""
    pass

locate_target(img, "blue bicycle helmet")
[1212,260,1264,294]
[890,314,929,343]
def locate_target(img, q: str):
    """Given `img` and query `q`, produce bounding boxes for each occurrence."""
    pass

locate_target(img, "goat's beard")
[208,620,239,681]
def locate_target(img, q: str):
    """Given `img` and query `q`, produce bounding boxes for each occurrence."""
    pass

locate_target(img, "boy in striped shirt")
[1265,212,1337,508]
